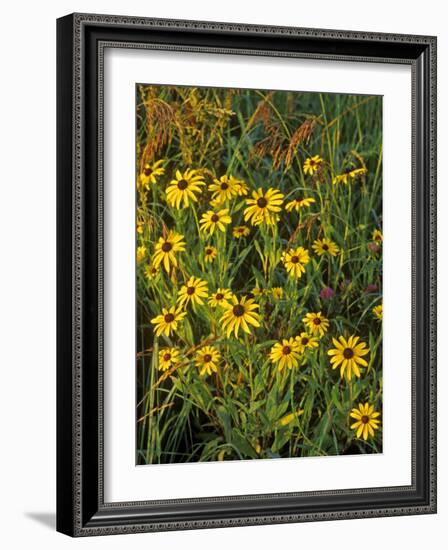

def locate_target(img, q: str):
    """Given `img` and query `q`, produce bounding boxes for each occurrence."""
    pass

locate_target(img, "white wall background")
[0,1,444,548]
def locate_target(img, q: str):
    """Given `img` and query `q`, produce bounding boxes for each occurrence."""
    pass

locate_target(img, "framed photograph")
[57,13,437,536]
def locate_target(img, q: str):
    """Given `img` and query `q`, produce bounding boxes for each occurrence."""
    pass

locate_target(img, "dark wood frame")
[57,13,437,537]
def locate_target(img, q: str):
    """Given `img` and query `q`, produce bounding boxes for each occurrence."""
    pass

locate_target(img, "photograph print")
[135,84,383,465]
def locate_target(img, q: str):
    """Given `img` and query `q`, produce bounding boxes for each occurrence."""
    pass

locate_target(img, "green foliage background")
[136,85,383,464]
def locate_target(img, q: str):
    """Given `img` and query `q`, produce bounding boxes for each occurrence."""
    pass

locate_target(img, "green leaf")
[216,406,232,442]
[231,430,258,459]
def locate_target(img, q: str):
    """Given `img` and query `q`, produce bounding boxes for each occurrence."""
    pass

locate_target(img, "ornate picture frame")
[57,13,436,536]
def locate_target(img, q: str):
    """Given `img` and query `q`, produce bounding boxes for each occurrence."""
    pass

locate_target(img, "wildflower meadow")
[136,85,383,464]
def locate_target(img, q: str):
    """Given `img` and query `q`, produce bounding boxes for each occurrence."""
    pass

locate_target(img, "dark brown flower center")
[143,166,152,176]
[301,337,309,345]
[257,197,268,208]
[163,353,171,361]
[161,242,172,252]
[343,348,354,359]
[313,318,321,325]
[206,248,213,255]
[203,354,212,363]
[361,415,369,424]
[164,313,175,323]
[220,182,229,190]
[215,293,224,301]
[309,159,315,166]
[233,304,245,317]
[211,214,220,223]
[322,244,329,251]
[186,286,196,295]
[290,255,299,264]
[177,179,188,190]
[282,346,291,355]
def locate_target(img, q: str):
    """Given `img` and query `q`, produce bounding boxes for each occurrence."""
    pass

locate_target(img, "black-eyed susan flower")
[352,167,367,177]
[138,159,165,189]
[152,230,186,272]
[144,264,159,281]
[208,288,233,308]
[372,228,383,243]
[233,178,249,196]
[270,287,284,300]
[194,346,221,376]
[177,276,209,307]
[312,238,339,257]
[303,155,323,175]
[232,225,250,239]
[373,303,383,320]
[220,295,261,338]
[208,174,240,204]
[251,286,266,298]
[332,166,367,185]
[158,347,180,371]
[295,332,319,353]
[285,196,316,212]
[332,173,349,185]
[328,335,370,380]
[199,208,231,236]
[244,187,284,226]
[209,197,224,209]
[350,403,381,440]
[137,245,147,263]
[281,246,310,279]
[269,338,302,372]
[302,312,329,337]
[151,306,187,337]
[166,169,205,209]
[204,245,217,263]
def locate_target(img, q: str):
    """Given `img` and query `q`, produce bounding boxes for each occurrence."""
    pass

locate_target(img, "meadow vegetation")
[136,85,383,464]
